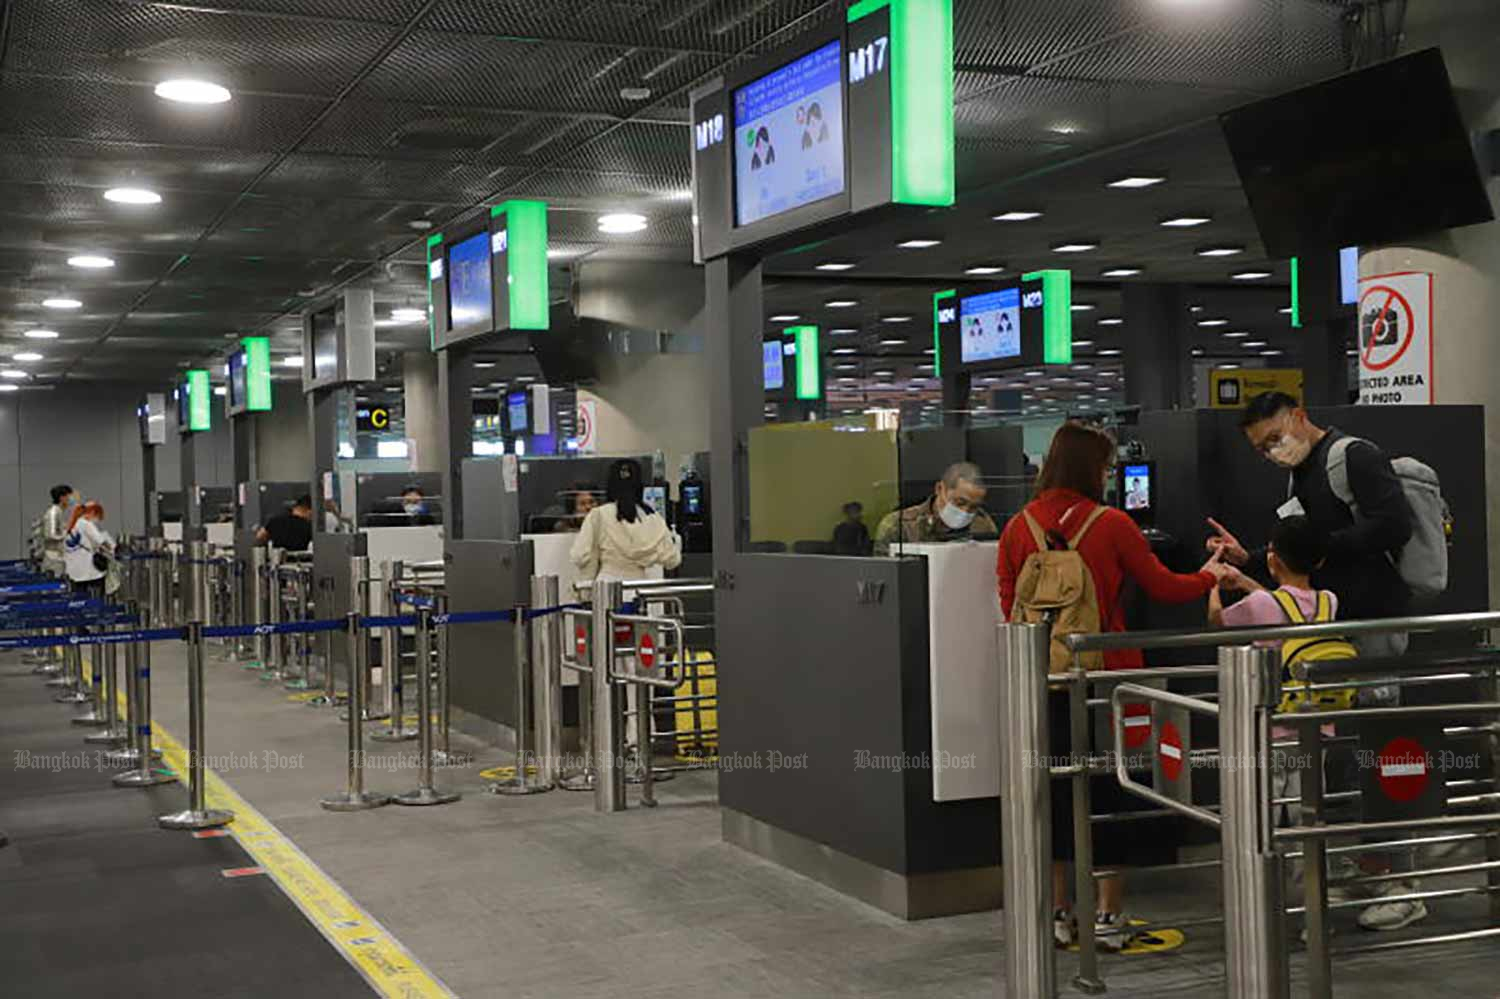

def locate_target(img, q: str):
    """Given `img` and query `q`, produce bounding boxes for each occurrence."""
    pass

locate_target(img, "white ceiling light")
[23,329,59,340]
[1278,306,1294,315]
[1097,348,1122,356]
[1197,318,1230,327]
[1223,331,1250,338]
[897,238,941,249]
[816,261,856,271]
[13,352,42,362]
[1107,176,1166,189]
[1,370,27,379]
[391,307,427,322]
[1197,246,1245,257]
[68,255,115,269]
[993,211,1042,222]
[769,314,800,322]
[1260,349,1283,356]
[104,187,162,205]
[42,298,81,310]
[155,79,232,105]
[0,385,17,393]
[1097,317,1123,326]
[1232,270,1273,281]
[1243,340,1268,348]
[964,265,1004,276]
[1217,363,1242,370]
[1053,242,1098,253]
[597,213,647,234]
[829,328,858,335]
[878,338,907,346]
[282,355,304,368]
[881,315,912,323]
[1160,216,1211,228]
[1072,339,1096,347]
[824,299,858,309]
[1070,303,1096,312]
[831,347,857,355]
[1101,267,1142,278]
[873,369,895,377]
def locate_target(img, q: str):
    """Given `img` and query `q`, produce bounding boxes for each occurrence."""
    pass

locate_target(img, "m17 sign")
[1357,271,1433,406]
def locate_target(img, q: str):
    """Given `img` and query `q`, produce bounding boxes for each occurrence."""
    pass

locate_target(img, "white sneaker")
[1325,855,1363,903]
[1358,882,1428,931]
[1053,909,1077,949]
[1094,911,1133,952]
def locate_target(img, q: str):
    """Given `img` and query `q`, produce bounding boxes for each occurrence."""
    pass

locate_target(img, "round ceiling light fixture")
[13,352,43,362]
[597,213,647,234]
[42,298,82,310]
[24,329,59,339]
[68,255,115,269]
[104,187,162,205]
[154,79,232,105]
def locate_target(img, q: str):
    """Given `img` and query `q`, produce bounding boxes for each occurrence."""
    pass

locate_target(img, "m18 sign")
[1357,271,1433,406]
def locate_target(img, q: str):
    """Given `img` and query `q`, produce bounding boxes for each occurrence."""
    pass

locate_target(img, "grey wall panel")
[18,392,121,466]
[253,403,312,482]
[0,463,22,560]
[0,398,20,466]
[157,420,182,492]
[446,540,532,729]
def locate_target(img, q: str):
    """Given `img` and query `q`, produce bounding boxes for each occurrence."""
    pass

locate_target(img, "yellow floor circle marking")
[129,693,456,998]
[478,763,538,780]
[1065,919,1186,955]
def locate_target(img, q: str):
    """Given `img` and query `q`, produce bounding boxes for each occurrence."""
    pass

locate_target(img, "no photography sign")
[1357,271,1432,406]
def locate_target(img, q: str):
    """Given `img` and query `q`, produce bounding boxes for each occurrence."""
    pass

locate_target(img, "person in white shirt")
[40,484,75,578]
[63,501,113,598]
[570,460,681,583]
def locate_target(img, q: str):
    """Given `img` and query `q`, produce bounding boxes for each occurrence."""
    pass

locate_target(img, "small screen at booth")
[507,390,528,433]
[959,288,1022,365]
[1123,464,1152,513]
[682,485,703,516]
[732,39,846,227]
[763,341,785,390]
[447,232,493,336]
[228,350,247,409]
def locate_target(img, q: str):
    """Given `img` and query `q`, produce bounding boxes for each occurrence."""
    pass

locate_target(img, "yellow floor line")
[138,697,457,999]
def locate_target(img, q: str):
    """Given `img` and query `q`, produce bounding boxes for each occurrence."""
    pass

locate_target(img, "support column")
[1121,284,1192,411]
[705,254,765,563]
[308,388,339,538]
[438,343,475,540]
[402,350,442,474]
[1301,316,1353,407]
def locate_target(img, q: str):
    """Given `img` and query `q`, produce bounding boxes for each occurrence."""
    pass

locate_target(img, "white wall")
[578,352,711,482]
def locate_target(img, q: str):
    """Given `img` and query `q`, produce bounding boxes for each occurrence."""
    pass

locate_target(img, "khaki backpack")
[1010,504,1108,674]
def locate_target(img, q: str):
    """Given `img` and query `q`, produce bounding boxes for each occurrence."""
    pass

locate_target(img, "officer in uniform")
[873,462,998,556]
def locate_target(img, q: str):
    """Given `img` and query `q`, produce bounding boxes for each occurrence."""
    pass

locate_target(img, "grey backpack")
[1325,436,1450,600]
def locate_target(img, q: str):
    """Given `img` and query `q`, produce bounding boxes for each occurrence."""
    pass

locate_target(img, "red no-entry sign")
[637,631,657,670]
[574,625,587,659]
[1376,737,1431,803]
[1158,721,1184,782]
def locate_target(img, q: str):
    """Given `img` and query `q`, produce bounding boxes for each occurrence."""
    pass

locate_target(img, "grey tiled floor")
[137,642,1499,998]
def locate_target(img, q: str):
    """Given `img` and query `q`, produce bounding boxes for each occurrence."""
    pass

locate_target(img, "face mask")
[939,501,975,531]
[403,502,424,516]
[1267,434,1312,468]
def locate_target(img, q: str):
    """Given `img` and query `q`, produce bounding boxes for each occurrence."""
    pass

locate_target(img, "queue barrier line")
[0,582,69,596]
[0,625,177,650]
[111,693,457,999]
[202,619,347,640]
[0,614,139,634]
[0,598,110,615]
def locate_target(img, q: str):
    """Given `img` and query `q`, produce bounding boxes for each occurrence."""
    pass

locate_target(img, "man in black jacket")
[1209,391,1424,932]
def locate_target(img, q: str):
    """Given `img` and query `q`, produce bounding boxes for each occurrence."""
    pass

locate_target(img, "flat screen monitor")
[682,484,704,517]
[311,306,338,384]
[227,350,247,411]
[507,390,529,433]
[1220,49,1493,257]
[446,231,493,336]
[1339,245,1359,305]
[176,385,188,430]
[1122,463,1153,514]
[732,39,846,227]
[642,485,667,517]
[959,287,1022,365]
[763,340,785,390]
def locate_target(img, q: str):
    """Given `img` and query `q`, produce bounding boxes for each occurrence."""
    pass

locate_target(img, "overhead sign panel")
[933,271,1072,375]
[429,201,549,351]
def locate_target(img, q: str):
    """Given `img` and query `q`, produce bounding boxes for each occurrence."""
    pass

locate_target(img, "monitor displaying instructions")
[959,287,1022,365]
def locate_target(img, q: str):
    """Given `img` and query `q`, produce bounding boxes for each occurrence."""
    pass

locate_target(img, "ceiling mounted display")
[427,200,549,351]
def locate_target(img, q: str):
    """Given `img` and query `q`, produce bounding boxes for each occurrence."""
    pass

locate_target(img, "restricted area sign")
[1376,736,1431,803]
[1121,702,1152,750]
[1158,720,1185,783]
[576,398,597,454]
[1357,271,1433,406]
[637,631,656,671]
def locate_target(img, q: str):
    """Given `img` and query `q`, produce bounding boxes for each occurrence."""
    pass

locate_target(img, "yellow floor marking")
[1064,918,1186,955]
[135,694,457,998]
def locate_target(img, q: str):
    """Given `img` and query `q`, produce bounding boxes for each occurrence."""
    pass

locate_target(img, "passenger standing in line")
[40,484,75,578]
[63,501,112,599]
[570,460,681,583]
[997,422,1230,952]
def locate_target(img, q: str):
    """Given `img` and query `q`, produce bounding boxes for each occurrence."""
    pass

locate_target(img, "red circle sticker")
[1376,737,1430,803]
[1158,720,1184,782]
[637,632,656,670]
[1357,284,1416,372]
[1122,702,1152,750]
[574,625,587,658]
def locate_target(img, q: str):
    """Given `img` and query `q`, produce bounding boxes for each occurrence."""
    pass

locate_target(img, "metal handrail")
[571,577,712,594]
[1065,609,1500,653]
[1109,682,1222,829]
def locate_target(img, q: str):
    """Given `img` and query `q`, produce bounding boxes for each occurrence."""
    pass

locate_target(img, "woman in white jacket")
[570,459,681,583]
[63,501,113,598]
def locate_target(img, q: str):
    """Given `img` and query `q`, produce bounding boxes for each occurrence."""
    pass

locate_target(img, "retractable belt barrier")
[0,582,69,597]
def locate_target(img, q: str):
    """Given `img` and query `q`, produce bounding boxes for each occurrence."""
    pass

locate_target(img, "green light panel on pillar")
[1023,269,1074,364]
[426,232,443,349]
[787,325,821,400]
[185,369,212,432]
[1289,256,1302,329]
[848,0,955,207]
[932,289,955,377]
[241,336,272,412]
[491,200,550,330]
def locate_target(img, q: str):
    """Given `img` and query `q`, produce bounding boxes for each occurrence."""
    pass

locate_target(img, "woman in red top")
[997,421,1226,951]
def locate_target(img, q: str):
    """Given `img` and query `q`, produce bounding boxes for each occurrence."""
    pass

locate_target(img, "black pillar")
[179,432,203,535]
[229,413,256,529]
[308,388,338,537]
[142,445,157,532]
[1121,284,1192,411]
[940,369,971,429]
[705,254,764,565]
[438,343,475,540]
[1302,316,1353,407]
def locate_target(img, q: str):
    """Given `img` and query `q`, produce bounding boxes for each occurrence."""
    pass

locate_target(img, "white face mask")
[939,501,975,531]
[1268,434,1312,468]
[403,502,423,516]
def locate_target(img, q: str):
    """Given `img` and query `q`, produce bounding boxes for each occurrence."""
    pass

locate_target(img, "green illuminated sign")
[491,200,550,331]
[1289,256,1302,329]
[1023,269,1074,365]
[426,232,443,349]
[932,289,955,377]
[185,369,211,433]
[241,336,272,412]
[849,0,955,208]
[786,325,821,400]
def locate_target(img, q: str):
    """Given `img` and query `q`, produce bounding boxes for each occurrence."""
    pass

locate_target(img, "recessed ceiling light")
[1223,331,1250,338]
[1197,318,1230,327]
[23,329,59,340]
[597,213,647,234]
[42,298,81,310]
[619,86,652,101]
[408,219,434,231]
[1,370,27,379]
[1070,303,1096,312]
[1097,317,1123,326]
[878,338,908,346]
[104,187,162,205]
[1278,307,1294,315]
[769,314,800,322]
[1260,349,1283,356]
[1097,348,1122,356]
[829,328,858,335]
[873,369,895,377]
[13,352,42,362]
[0,385,17,393]
[1160,216,1211,228]
[897,239,941,249]
[816,261,856,271]
[1072,339,1095,348]
[1107,176,1166,189]
[391,308,427,322]
[1197,246,1245,257]
[993,211,1042,222]
[1101,267,1142,278]
[1243,340,1268,348]
[154,79,232,104]
[1073,363,1093,370]
[1189,304,1204,313]
[882,315,912,323]
[825,299,858,308]
[965,265,1004,276]
[1217,363,1241,370]
[832,347,857,355]
[474,361,496,368]
[282,355,304,368]
[68,255,115,269]
[1053,242,1098,253]
[1232,270,1273,281]
[1048,123,1082,135]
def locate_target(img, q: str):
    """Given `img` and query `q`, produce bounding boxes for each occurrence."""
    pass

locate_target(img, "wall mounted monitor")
[1221,48,1493,257]
[959,287,1021,365]
[934,271,1072,374]
[763,339,786,390]
[1120,462,1154,516]
[507,390,529,433]
[227,349,246,413]
[427,201,549,351]
[302,289,376,392]
[224,337,271,417]
[138,392,166,446]
[446,230,493,338]
[1292,247,1360,327]
[764,326,820,401]
[177,369,211,434]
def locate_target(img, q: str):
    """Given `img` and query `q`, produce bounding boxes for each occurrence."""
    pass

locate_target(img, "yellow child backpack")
[1010,504,1109,674]
[1271,588,1357,714]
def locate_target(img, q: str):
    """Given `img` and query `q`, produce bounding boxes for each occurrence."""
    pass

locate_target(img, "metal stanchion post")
[247,547,268,669]
[431,592,462,766]
[160,621,234,830]
[1069,670,1102,992]
[186,540,207,628]
[1220,644,1289,999]
[54,642,89,702]
[592,578,625,813]
[112,634,176,787]
[72,636,108,725]
[262,548,283,682]
[322,570,390,810]
[372,570,416,742]
[998,622,1055,999]
[393,607,460,806]
[284,570,312,690]
[1299,722,1332,999]
[231,556,248,661]
[84,640,127,746]
[532,576,562,788]
[491,603,551,795]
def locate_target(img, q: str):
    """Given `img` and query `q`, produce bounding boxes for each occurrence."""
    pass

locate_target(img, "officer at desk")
[874,462,998,556]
